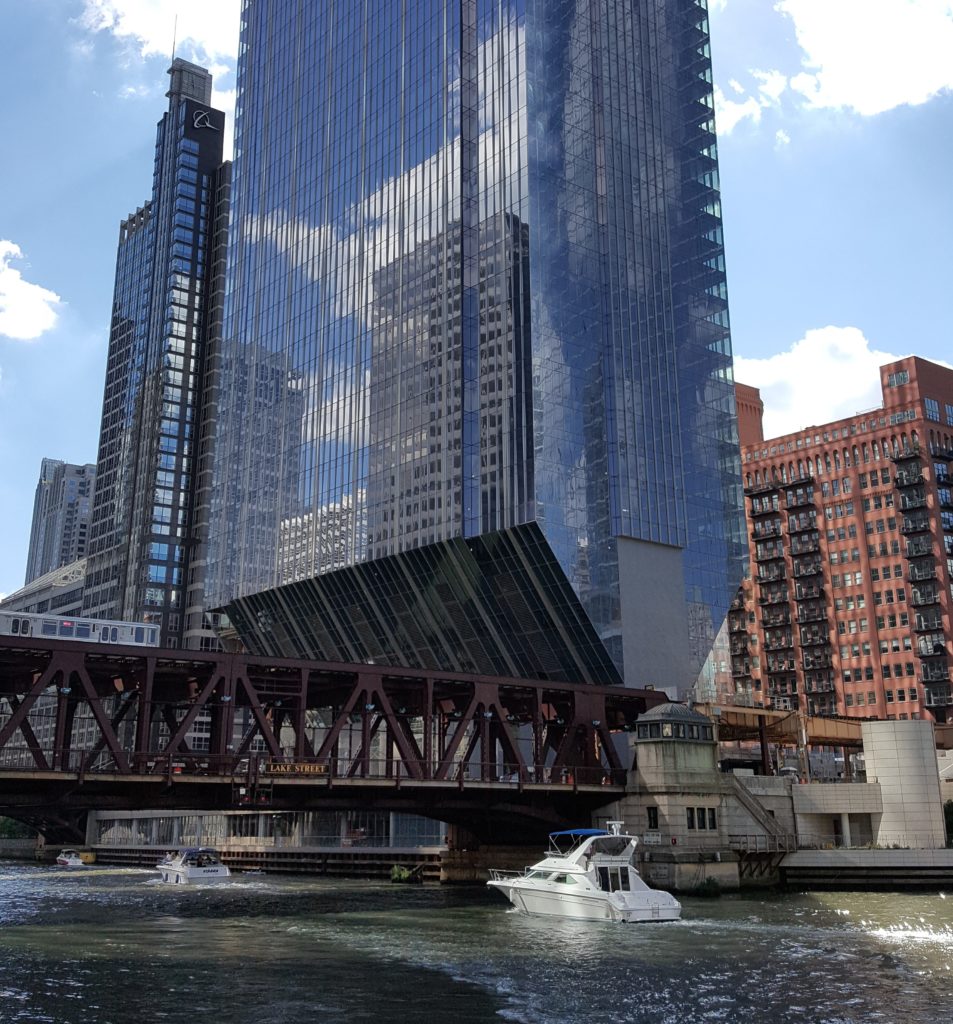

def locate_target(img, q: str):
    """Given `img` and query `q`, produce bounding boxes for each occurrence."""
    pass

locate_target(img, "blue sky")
[1,0,952,598]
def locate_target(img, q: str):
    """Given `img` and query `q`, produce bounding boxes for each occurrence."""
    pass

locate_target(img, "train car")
[0,611,160,647]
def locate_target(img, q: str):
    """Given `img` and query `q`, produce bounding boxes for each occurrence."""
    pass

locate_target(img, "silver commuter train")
[0,611,160,647]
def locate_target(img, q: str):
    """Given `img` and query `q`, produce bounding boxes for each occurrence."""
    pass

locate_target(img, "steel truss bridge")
[0,636,666,843]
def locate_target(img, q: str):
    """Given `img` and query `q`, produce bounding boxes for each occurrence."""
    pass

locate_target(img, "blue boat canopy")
[549,829,608,838]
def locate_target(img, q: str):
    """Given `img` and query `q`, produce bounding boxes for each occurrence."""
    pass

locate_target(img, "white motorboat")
[55,849,84,867]
[157,847,231,884]
[487,822,681,923]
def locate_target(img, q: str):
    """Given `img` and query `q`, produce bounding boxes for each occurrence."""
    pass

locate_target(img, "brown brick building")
[733,356,953,722]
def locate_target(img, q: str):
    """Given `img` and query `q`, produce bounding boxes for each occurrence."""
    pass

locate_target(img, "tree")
[0,817,35,840]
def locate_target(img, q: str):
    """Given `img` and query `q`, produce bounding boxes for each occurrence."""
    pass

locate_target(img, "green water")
[0,862,950,1023]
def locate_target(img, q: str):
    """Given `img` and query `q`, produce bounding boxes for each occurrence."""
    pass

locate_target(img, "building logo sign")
[192,110,219,131]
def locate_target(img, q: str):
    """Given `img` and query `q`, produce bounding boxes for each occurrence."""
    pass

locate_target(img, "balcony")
[917,637,948,657]
[792,560,823,578]
[895,470,924,487]
[911,588,941,607]
[755,546,786,563]
[765,662,796,676]
[901,516,931,535]
[922,664,951,684]
[757,567,786,583]
[784,487,816,509]
[794,584,823,601]
[892,446,922,463]
[803,652,834,669]
[790,536,820,556]
[745,479,783,496]
[788,515,817,533]
[758,589,789,606]
[900,492,928,511]
[909,565,938,582]
[729,640,750,657]
[763,635,795,652]
[762,612,791,628]
[924,687,953,707]
[905,539,933,558]
[752,522,783,540]
[797,607,828,623]
[749,499,780,517]
[800,633,830,647]
[915,616,944,633]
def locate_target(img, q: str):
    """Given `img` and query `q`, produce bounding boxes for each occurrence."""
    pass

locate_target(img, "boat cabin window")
[551,874,577,885]
[526,870,551,879]
[597,867,630,892]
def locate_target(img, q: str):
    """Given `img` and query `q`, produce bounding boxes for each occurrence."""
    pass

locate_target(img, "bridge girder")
[0,636,665,842]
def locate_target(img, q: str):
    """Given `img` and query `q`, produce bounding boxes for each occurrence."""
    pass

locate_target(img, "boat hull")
[488,882,681,923]
[158,866,231,884]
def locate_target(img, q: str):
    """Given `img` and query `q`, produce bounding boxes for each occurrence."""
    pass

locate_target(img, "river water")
[0,861,950,1024]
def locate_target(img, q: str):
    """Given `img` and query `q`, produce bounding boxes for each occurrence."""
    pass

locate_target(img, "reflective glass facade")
[84,61,229,650]
[209,1,746,686]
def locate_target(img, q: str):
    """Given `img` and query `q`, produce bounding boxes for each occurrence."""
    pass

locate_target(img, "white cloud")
[80,0,239,64]
[734,326,906,438]
[714,86,763,134]
[774,128,791,148]
[80,3,239,157]
[0,242,62,342]
[715,68,788,135]
[777,0,953,115]
[751,69,788,105]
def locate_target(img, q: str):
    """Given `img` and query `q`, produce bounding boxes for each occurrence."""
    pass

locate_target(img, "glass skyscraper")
[23,459,96,585]
[208,0,746,689]
[84,60,230,650]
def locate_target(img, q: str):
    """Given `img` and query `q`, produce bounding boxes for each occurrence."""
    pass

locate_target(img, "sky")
[1,0,952,598]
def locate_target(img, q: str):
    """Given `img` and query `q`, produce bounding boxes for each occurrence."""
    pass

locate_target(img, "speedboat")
[157,847,231,884]
[487,821,681,923]
[55,849,84,867]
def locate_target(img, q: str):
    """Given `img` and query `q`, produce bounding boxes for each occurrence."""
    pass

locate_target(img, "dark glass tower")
[208,1,746,689]
[84,59,229,650]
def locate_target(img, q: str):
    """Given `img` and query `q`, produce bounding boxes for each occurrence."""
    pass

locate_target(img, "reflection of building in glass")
[208,3,746,692]
[735,357,953,722]
[279,491,367,584]
[366,214,531,557]
[24,460,96,586]
[83,60,229,651]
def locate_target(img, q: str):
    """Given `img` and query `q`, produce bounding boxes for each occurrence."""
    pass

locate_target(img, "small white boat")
[157,847,231,884]
[55,849,84,867]
[487,822,681,923]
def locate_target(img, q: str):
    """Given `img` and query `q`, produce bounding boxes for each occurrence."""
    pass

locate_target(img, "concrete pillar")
[840,812,851,848]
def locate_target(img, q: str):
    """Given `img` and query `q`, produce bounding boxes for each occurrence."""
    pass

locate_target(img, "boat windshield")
[587,836,633,857]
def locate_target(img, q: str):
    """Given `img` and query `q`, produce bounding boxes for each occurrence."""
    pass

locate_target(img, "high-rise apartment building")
[206,0,746,690]
[23,459,95,585]
[734,356,953,722]
[82,59,230,650]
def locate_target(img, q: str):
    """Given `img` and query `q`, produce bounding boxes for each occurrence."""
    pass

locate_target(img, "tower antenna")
[171,14,178,61]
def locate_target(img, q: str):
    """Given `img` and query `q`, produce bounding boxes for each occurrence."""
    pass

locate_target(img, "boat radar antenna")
[606,821,624,836]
